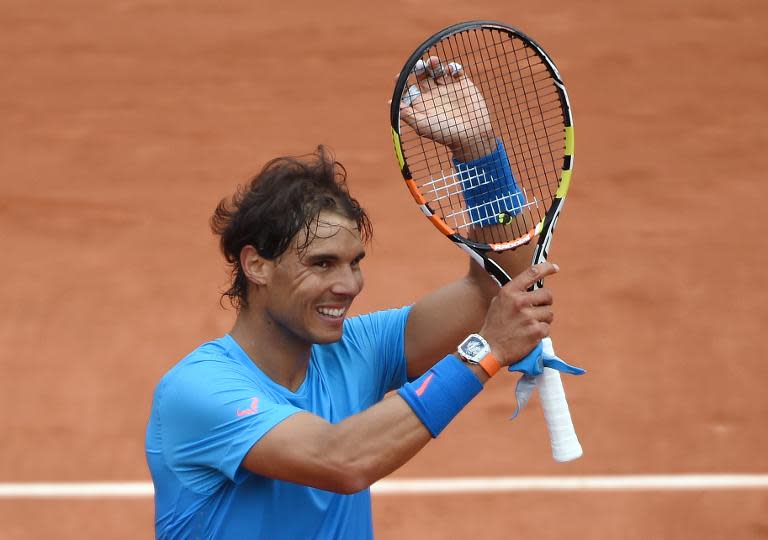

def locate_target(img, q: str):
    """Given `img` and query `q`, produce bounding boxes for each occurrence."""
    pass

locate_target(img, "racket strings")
[516,36,560,203]
[481,29,560,207]
[399,27,566,247]
[466,29,560,201]
[417,167,540,232]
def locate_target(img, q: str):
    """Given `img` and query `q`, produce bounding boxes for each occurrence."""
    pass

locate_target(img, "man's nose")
[331,266,363,296]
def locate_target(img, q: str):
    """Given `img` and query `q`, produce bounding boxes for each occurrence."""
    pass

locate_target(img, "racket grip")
[537,367,583,462]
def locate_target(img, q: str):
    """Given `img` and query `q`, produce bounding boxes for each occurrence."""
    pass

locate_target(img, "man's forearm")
[322,359,491,492]
[403,243,533,379]
[243,363,489,494]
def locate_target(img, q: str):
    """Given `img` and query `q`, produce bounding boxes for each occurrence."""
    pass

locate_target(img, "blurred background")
[1,0,766,538]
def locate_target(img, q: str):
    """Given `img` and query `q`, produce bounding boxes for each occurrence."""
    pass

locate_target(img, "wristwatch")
[457,334,500,377]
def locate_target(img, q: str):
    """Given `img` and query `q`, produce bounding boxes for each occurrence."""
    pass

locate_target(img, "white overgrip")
[537,366,583,462]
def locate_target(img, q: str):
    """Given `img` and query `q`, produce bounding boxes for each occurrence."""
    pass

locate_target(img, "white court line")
[1,475,768,498]
[371,475,768,494]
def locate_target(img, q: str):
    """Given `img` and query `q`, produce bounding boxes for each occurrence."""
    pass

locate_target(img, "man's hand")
[399,56,496,161]
[479,262,559,366]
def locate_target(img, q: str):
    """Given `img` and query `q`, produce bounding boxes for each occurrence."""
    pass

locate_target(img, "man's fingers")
[401,84,422,107]
[414,56,461,87]
[425,56,444,78]
[446,61,464,79]
[527,287,554,308]
[508,262,560,292]
[430,56,460,86]
[526,304,554,324]
[413,58,437,92]
[413,59,429,81]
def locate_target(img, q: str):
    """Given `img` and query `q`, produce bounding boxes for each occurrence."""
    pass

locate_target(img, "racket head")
[390,21,574,255]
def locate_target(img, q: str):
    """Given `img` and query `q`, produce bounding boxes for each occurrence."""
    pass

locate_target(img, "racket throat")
[483,256,511,287]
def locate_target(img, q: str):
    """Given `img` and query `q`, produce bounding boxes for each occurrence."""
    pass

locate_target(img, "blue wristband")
[397,354,483,437]
[453,139,526,227]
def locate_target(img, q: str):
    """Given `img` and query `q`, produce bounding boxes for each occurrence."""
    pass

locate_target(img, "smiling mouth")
[316,306,347,318]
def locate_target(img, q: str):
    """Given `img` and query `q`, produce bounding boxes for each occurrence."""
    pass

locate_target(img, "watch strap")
[478,352,500,377]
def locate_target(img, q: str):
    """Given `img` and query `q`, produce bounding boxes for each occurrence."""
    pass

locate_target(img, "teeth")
[318,307,345,318]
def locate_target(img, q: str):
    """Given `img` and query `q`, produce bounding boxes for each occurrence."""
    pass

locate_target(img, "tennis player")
[146,60,558,539]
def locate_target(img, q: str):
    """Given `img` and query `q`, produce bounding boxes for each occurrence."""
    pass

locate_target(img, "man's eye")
[315,260,330,269]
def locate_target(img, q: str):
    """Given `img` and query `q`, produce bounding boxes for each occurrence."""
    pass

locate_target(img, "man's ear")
[240,245,272,287]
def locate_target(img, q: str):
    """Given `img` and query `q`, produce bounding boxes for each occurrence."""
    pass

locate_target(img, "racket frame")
[390,20,581,461]
[390,20,574,286]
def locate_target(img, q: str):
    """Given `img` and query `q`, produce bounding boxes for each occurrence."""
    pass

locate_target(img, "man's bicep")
[241,412,344,490]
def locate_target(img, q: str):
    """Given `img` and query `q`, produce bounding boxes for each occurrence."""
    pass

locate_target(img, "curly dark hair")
[210,146,372,310]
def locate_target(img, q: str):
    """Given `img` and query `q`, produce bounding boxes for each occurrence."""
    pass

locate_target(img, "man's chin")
[311,313,347,344]
[312,330,344,345]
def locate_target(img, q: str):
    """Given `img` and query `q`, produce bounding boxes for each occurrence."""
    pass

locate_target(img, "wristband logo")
[415,374,434,397]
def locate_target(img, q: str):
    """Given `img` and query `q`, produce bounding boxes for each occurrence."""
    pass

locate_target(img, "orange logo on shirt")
[236,397,259,417]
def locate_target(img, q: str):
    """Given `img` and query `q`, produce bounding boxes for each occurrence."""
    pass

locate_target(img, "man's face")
[264,211,365,346]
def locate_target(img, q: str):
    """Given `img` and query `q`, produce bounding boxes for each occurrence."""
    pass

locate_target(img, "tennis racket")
[390,21,581,462]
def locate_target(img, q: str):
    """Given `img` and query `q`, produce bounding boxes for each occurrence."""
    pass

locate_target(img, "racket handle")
[537,367,583,462]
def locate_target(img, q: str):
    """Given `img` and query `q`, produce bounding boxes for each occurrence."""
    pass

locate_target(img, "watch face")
[460,335,489,362]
